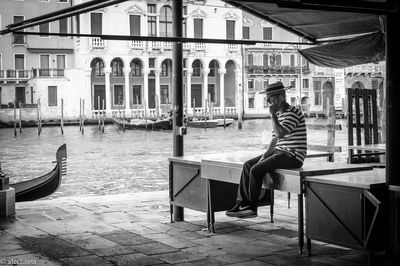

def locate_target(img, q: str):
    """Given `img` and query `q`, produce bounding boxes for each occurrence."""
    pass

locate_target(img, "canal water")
[0,118,349,199]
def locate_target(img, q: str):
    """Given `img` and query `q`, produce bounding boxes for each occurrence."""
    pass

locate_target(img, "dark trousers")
[237,150,303,209]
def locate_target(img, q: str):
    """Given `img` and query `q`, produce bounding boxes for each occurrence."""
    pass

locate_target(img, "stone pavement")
[0,191,383,266]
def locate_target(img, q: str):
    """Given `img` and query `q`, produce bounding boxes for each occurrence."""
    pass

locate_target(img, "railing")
[129,41,145,49]
[150,41,173,50]
[345,64,382,74]
[227,44,239,53]
[32,68,65,77]
[194,43,206,51]
[0,69,33,80]
[89,37,106,49]
[192,106,237,117]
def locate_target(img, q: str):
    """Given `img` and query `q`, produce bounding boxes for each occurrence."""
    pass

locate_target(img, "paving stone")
[229,260,276,266]
[18,235,90,259]
[174,258,224,266]
[106,252,164,266]
[1,220,48,238]
[62,232,120,250]
[220,240,290,258]
[92,211,138,224]
[130,242,178,255]
[145,233,197,249]
[100,231,154,245]
[112,221,160,234]
[90,245,139,256]
[264,228,298,238]
[60,255,113,266]
[152,251,204,264]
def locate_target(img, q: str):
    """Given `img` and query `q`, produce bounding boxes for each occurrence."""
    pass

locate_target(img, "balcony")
[149,41,173,50]
[0,69,33,82]
[345,64,382,75]
[245,65,309,75]
[194,43,206,51]
[89,37,106,49]
[129,41,145,50]
[227,44,239,53]
[32,68,65,78]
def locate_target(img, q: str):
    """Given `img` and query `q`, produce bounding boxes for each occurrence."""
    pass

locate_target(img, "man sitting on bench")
[226,82,308,218]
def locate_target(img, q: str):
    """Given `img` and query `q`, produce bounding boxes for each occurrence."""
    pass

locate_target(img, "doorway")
[94,85,105,110]
[191,84,202,107]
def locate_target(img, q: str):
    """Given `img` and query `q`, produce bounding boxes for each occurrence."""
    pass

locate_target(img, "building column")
[186,69,193,114]
[219,69,226,112]
[143,68,150,117]
[202,68,210,108]
[104,67,112,112]
[155,68,161,117]
[123,67,130,112]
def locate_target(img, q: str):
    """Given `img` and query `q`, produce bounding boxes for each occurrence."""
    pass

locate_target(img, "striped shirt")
[272,105,307,163]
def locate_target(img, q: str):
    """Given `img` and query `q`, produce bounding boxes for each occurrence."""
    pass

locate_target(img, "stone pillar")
[219,69,226,112]
[202,68,210,108]
[0,164,15,217]
[235,68,243,128]
[104,67,112,113]
[186,69,193,114]
[123,67,131,112]
[143,68,150,117]
[155,69,161,117]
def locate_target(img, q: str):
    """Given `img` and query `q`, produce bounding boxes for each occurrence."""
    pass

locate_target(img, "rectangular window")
[194,19,203,38]
[263,27,272,40]
[247,54,253,65]
[290,54,295,67]
[263,54,268,67]
[290,79,296,88]
[13,16,25,44]
[132,85,142,104]
[242,26,250,39]
[248,98,254,109]
[149,58,155,68]
[59,0,68,2]
[314,91,321,105]
[114,85,124,105]
[182,18,187,38]
[161,85,169,104]
[303,79,309,88]
[147,4,156,14]
[40,55,50,76]
[39,22,50,37]
[248,79,254,89]
[91,13,102,35]
[59,17,68,34]
[263,79,269,88]
[48,86,57,106]
[226,20,235,40]
[14,54,24,69]
[130,15,141,36]
[147,16,157,36]
[56,55,65,76]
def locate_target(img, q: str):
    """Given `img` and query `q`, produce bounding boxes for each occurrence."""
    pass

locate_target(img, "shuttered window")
[130,15,140,36]
[263,27,272,40]
[91,13,102,35]
[242,26,250,39]
[48,86,57,106]
[59,18,68,34]
[39,23,49,37]
[160,6,173,37]
[226,20,235,40]
[263,54,268,67]
[194,19,203,38]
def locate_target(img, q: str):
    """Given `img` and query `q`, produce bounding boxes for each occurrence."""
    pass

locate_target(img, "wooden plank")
[308,144,342,153]
[354,88,362,147]
[371,89,379,144]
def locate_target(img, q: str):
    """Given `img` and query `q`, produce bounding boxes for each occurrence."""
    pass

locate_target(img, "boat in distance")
[113,117,172,130]
[10,144,67,202]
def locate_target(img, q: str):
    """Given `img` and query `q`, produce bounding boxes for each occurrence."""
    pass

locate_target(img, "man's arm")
[259,137,277,162]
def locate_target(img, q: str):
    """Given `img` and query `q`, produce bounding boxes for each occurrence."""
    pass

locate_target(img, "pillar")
[186,69,193,113]
[143,68,150,117]
[219,69,226,112]
[123,67,131,112]
[104,67,111,112]
[155,68,161,117]
[202,68,210,108]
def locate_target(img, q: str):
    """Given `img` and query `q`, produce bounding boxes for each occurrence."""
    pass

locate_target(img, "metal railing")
[0,69,32,80]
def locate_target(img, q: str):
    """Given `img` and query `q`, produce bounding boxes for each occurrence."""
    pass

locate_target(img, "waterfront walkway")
[0,191,381,265]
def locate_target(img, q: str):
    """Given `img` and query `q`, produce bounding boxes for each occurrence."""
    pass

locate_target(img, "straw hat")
[259,81,291,96]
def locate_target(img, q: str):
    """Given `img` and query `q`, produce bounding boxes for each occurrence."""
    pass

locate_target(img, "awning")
[299,31,385,68]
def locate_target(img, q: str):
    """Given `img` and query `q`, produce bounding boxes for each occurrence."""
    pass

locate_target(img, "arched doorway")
[191,59,203,107]
[90,57,105,110]
[130,58,143,108]
[208,60,220,106]
[225,60,236,107]
[322,81,334,112]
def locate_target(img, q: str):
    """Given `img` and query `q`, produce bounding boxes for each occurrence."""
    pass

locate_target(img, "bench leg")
[270,204,274,223]
[298,194,304,254]
[174,206,184,221]
[288,192,291,208]
[306,238,312,256]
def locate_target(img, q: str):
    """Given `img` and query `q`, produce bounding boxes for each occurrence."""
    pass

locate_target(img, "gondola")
[113,117,172,130]
[10,144,67,202]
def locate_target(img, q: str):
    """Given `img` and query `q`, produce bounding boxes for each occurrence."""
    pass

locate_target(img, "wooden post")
[136,95,139,119]
[327,105,336,162]
[98,96,101,130]
[81,99,85,135]
[192,98,196,119]
[102,99,105,133]
[79,98,82,132]
[18,101,22,134]
[13,101,17,137]
[61,98,64,135]
[37,98,42,135]
[37,99,40,135]
[144,99,148,130]
[223,99,226,129]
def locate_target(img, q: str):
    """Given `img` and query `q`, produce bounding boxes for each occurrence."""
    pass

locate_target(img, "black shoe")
[226,202,258,218]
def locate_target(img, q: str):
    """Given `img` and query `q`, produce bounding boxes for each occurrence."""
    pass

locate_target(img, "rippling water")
[0,118,349,199]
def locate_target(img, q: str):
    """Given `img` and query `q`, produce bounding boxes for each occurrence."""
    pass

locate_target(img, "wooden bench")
[199,152,373,254]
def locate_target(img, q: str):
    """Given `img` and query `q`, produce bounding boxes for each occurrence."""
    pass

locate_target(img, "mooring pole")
[13,101,17,137]
[172,0,184,222]
[61,98,64,135]
[81,99,85,135]
[79,98,82,132]
[18,101,22,134]
[98,96,101,130]
[102,99,105,133]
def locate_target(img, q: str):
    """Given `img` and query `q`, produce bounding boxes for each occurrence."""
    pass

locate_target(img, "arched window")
[159,6,172,37]
[91,58,105,76]
[192,60,202,76]
[111,58,123,77]
[209,60,219,77]
[161,59,172,77]
[130,59,142,76]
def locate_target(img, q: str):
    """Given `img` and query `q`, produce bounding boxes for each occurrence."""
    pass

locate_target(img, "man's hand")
[269,104,279,115]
